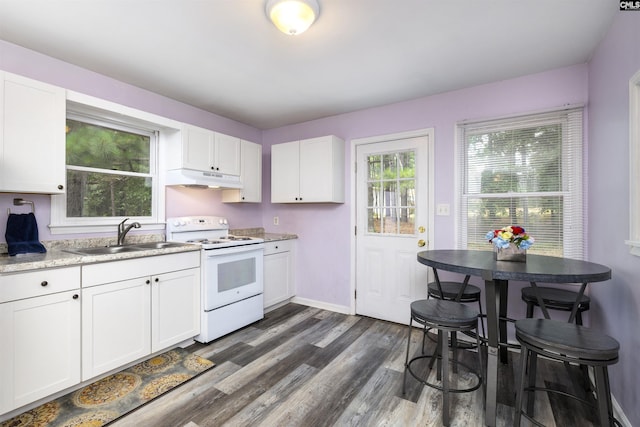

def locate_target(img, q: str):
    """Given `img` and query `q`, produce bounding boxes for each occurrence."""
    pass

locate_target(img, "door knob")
[418,239,426,247]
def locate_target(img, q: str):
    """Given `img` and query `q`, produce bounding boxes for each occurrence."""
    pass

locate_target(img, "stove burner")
[187,238,225,244]
[227,236,252,241]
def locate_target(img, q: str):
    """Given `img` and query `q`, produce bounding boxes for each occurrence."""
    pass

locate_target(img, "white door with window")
[355,131,433,324]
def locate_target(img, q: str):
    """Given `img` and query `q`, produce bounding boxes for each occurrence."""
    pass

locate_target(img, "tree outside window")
[65,116,155,219]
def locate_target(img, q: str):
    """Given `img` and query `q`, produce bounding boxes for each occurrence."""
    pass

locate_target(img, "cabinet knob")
[58,184,64,190]
[275,246,279,249]
[41,280,48,287]
[211,166,215,170]
[146,279,151,285]
[73,294,79,299]
[155,277,159,283]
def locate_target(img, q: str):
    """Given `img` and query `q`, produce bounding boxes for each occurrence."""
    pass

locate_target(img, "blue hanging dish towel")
[5,213,47,256]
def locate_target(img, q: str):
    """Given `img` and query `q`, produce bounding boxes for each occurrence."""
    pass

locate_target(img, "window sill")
[48,222,166,235]
[625,240,640,257]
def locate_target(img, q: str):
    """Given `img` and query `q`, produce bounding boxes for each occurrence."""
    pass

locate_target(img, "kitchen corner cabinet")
[180,125,241,176]
[0,71,66,194]
[0,267,81,414]
[263,240,295,308]
[222,139,262,203]
[271,135,345,203]
[81,252,200,380]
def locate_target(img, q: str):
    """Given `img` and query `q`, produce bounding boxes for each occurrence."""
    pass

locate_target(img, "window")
[51,107,161,233]
[627,70,640,256]
[456,108,584,259]
[366,150,416,235]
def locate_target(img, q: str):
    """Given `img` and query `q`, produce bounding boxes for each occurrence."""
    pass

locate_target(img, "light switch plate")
[436,204,450,216]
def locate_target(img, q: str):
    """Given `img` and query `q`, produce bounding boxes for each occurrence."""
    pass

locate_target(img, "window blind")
[456,108,584,259]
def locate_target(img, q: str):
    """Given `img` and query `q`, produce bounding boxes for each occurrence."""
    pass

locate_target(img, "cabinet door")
[214,133,241,176]
[0,72,66,194]
[81,278,151,380]
[0,290,80,413]
[263,248,292,308]
[151,268,200,352]
[271,141,300,202]
[182,125,214,171]
[222,139,262,203]
[299,135,344,202]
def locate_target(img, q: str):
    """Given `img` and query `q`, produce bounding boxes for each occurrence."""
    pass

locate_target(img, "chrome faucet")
[117,218,141,245]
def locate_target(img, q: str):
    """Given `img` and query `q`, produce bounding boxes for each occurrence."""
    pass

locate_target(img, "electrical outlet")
[273,216,279,225]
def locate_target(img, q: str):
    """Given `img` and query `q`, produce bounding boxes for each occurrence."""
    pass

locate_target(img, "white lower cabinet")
[263,240,295,308]
[81,277,151,380]
[0,267,81,415]
[151,268,200,352]
[0,252,200,417]
[81,252,200,380]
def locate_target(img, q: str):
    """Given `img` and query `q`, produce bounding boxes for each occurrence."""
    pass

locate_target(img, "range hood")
[165,169,242,189]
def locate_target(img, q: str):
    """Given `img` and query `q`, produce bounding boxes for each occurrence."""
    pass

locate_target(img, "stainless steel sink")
[63,241,188,256]
[64,245,142,255]
[131,242,187,250]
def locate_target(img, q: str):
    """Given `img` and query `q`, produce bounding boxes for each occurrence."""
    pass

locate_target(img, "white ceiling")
[0,0,617,130]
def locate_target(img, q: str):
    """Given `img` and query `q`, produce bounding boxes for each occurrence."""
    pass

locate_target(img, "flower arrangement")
[485,226,534,250]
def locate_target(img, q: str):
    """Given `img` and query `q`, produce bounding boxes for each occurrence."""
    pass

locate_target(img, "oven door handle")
[203,244,265,256]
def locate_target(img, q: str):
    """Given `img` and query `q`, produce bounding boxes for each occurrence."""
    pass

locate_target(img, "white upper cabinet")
[0,72,66,194]
[181,125,241,176]
[222,139,262,203]
[271,135,345,203]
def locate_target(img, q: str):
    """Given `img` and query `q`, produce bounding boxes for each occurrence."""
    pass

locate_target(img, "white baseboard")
[290,296,351,315]
[612,392,631,426]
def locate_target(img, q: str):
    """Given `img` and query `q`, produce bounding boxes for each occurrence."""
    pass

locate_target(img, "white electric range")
[166,216,264,343]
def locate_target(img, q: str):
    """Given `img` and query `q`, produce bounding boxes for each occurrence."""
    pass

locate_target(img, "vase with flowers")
[485,226,534,262]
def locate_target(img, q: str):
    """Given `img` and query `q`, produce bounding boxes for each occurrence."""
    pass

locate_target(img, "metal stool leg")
[594,366,615,427]
[442,329,450,426]
[526,351,538,416]
[478,298,486,340]
[402,317,414,395]
[514,346,529,426]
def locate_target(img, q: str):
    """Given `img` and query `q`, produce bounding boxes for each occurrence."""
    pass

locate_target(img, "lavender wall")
[587,12,640,426]
[263,65,589,309]
[0,39,264,240]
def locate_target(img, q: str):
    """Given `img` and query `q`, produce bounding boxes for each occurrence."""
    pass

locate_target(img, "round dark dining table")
[416,249,611,427]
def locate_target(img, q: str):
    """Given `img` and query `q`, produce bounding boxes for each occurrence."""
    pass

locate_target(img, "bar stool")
[521,285,592,388]
[521,286,591,325]
[428,276,486,341]
[403,299,484,426]
[514,318,620,427]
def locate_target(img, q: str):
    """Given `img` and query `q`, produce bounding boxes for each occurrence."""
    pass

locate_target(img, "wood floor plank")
[255,320,403,427]
[304,316,376,369]
[333,366,405,425]
[106,303,595,427]
[222,363,318,426]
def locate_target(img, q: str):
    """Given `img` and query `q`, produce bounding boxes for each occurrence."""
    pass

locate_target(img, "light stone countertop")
[0,234,200,274]
[0,229,297,274]
[230,228,298,242]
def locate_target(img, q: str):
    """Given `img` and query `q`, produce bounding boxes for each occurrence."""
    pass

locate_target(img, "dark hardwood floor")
[110,303,598,427]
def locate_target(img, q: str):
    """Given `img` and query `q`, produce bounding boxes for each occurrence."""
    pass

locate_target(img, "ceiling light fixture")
[266,0,319,36]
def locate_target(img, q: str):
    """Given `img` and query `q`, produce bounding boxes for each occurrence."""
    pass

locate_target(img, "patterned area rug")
[0,348,214,427]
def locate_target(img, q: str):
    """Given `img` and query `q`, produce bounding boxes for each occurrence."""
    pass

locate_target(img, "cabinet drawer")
[82,251,200,288]
[264,240,293,255]
[0,266,81,303]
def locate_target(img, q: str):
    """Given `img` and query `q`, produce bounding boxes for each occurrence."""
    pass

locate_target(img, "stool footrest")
[518,386,622,427]
[406,354,482,394]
